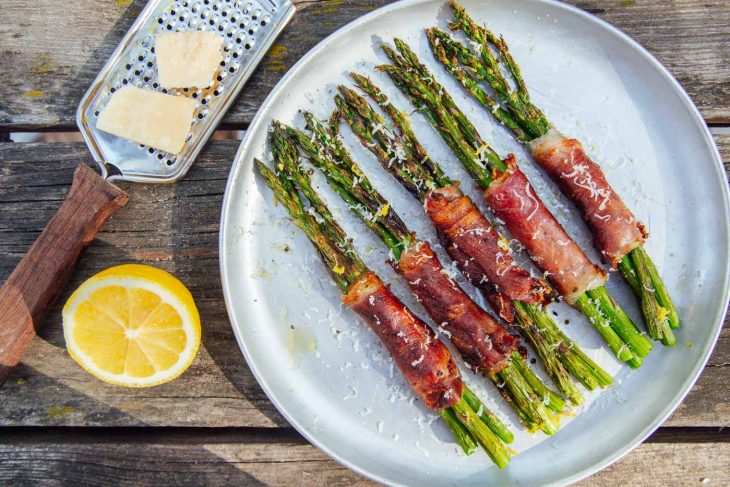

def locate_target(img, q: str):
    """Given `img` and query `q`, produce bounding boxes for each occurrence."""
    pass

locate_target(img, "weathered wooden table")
[1,1,728,484]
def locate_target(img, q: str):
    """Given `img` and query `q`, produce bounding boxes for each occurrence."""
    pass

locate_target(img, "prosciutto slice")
[529,128,648,266]
[424,183,552,310]
[343,271,463,410]
[484,156,607,304]
[395,241,519,375]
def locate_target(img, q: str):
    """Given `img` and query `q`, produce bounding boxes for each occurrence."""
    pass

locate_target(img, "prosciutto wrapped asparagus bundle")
[325,83,611,405]
[256,127,512,465]
[378,39,654,367]
[280,119,565,431]
[426,1,680,347]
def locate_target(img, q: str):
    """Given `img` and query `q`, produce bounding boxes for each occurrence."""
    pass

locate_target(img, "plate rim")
[219,0,730,484]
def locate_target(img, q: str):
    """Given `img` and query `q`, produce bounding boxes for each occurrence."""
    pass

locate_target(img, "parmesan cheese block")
[155,31,224,88]
[97,86,197,154]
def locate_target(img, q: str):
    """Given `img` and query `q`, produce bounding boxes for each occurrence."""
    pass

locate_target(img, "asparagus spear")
[257,126,511,465]
[431,1,680,346]
[336,79,612,400]
[378,39,653,368]
[283,117,563,431]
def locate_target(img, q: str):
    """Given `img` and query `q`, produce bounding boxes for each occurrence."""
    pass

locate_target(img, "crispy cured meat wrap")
[529,129,648,266]
[343,271,463,410]
[394,241,519,375]
[484,156,608,304]
[424,183,553,308]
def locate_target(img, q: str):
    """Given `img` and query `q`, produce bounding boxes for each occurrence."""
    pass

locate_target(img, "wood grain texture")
[0,0,728,130]
[0,165,127,384]
[0,427,726,486]
[0,136,727,428]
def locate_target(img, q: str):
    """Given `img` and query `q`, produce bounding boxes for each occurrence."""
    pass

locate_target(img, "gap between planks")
[0,425,728,445]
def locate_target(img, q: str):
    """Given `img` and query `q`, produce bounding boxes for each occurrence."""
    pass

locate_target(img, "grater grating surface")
[77,0,295,183]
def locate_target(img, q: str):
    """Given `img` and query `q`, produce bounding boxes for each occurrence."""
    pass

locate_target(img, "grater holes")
[93,0,280,174]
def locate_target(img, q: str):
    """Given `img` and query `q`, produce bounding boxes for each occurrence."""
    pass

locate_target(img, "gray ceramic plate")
[219,1,730,484]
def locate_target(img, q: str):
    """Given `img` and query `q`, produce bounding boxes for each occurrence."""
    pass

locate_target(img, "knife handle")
[0,164,128,384]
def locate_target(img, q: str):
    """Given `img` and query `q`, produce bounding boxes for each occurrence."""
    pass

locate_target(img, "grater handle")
[0,164,128,384]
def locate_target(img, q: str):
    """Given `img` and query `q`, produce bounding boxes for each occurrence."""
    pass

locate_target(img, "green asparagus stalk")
[379,39,653,367]
[435,1,681,346]
[258,125,510,463]
[286,116,563,433]
[462,386,514,444]
[439,407,477,455]
[338,78,612,403]
[451,396,511,467]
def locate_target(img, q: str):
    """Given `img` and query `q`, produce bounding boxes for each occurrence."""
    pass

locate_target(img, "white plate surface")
[219,1,730,485]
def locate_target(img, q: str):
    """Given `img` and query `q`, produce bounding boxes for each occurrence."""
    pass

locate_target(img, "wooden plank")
[0,136,728,428]
[0,427,726,486]
[0,428,372,486]
[0,0,728,130]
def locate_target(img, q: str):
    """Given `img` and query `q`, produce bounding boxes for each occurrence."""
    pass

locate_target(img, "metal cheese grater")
[78,0,296,182]
[0,0,295,383]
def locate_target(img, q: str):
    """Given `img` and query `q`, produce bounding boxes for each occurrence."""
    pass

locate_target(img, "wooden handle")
[0,164,128,384]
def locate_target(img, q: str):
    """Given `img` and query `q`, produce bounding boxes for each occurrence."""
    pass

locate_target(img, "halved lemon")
[62,264,201,387]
